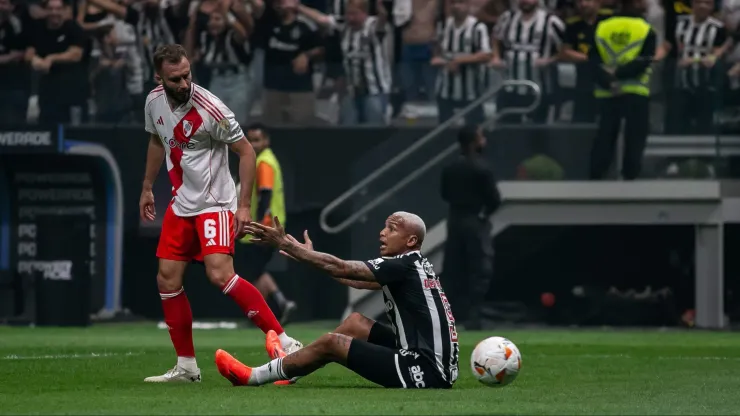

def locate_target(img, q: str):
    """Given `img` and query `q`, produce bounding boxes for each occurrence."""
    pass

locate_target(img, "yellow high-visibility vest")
[239,148,285,244]
[594,16,652,98]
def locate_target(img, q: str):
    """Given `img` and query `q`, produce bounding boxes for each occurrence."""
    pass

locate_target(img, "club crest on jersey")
[183,120,193,137]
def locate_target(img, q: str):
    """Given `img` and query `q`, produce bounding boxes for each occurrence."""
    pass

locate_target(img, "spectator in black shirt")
[561,0,611,122]
[0,0,29,125]
[26,0,85,125]
[259,0,324,125]
[440,125,501,331]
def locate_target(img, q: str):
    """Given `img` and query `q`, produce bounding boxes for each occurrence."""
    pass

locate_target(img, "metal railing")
[319,80,542,234]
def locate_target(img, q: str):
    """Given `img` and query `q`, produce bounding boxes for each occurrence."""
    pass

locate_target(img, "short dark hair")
[457,125,480,148]
[153,44,188,73]
[246,122,269,135]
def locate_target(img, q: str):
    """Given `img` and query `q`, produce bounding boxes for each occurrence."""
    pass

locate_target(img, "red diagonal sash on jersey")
[169,106,204,195]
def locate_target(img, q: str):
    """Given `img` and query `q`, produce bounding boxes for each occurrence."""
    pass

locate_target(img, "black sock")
[271,290,287,309]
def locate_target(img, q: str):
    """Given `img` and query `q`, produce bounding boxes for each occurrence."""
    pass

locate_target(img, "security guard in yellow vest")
[587,0,656,180]
[235,123,296,324]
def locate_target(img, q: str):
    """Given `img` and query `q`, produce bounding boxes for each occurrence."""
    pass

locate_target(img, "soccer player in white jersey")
[140,44,302,383]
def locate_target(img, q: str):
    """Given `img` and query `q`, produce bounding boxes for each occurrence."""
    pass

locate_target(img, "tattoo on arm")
[331,333,352,349]
[283,243,377,282]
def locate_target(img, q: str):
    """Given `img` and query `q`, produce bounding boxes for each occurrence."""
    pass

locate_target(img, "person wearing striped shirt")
[663,0,729,134]
[492,0,565,123]
[84,0,179,96]
[193,10,252,124]
[216,212,460,390]
[432,0,492,125]
[339,0,391,124]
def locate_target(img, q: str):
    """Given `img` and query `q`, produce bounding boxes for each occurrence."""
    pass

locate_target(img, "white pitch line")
[2,352,143,360]
[532,353,740,361]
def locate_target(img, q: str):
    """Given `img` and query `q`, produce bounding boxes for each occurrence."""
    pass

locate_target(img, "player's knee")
[316,333,352,360]
[337,313,372,337]
[345,312,366,325]
[205,267,233,288]
[156,271,181,292]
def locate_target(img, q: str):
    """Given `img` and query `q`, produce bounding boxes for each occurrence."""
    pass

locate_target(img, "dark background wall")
[2,124,738,325]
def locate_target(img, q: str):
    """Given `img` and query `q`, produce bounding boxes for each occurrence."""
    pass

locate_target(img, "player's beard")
[164,84,191,106]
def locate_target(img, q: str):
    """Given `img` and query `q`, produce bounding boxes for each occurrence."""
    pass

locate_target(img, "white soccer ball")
[470,336,522,387]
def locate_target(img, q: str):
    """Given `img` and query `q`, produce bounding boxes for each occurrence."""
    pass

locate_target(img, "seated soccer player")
[215,212,460,389]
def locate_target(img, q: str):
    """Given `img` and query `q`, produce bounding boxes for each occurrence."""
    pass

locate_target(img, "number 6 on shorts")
[196,211,235,257]
[204,219,217,239]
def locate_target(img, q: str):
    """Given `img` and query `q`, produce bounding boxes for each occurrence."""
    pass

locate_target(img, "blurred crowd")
[0,0,739,129]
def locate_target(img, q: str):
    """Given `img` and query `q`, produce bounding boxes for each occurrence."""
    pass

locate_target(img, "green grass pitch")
[2,322,740,414]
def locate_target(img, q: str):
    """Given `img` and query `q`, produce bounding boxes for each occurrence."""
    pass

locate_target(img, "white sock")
[177,356,198,372]
[278,332,292,349]
[250,358,288,385]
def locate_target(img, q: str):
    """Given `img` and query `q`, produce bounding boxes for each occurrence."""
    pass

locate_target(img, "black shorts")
[234,243,275,282]
[346,323,451,389]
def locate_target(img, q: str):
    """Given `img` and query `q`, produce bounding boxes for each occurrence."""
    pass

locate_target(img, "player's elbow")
[230,137,254,157]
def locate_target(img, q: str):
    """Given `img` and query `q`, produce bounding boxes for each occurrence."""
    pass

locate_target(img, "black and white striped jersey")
[364,250,459,386]
[124,4,177,79]
[198,29,252,70]
[436,16,491,101]
[494,8,564,94]
[341,16,392,95]
[674,15,727,90]
[328,0,383,31]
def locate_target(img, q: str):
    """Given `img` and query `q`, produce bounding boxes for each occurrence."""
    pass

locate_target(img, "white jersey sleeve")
[192,85,244,144]
[144,85,164,134]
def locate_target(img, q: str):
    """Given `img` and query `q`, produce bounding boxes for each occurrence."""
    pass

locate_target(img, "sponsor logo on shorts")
[410,365,426,388]
[399,349,420,360]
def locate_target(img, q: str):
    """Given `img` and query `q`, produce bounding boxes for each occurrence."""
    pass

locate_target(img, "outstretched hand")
[244,216,287,248]
[280,230,313,261]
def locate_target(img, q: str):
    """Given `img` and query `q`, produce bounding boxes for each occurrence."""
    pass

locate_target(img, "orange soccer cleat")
[266,330,287,360]
[265,330,295,386]
[215,349,252,386]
